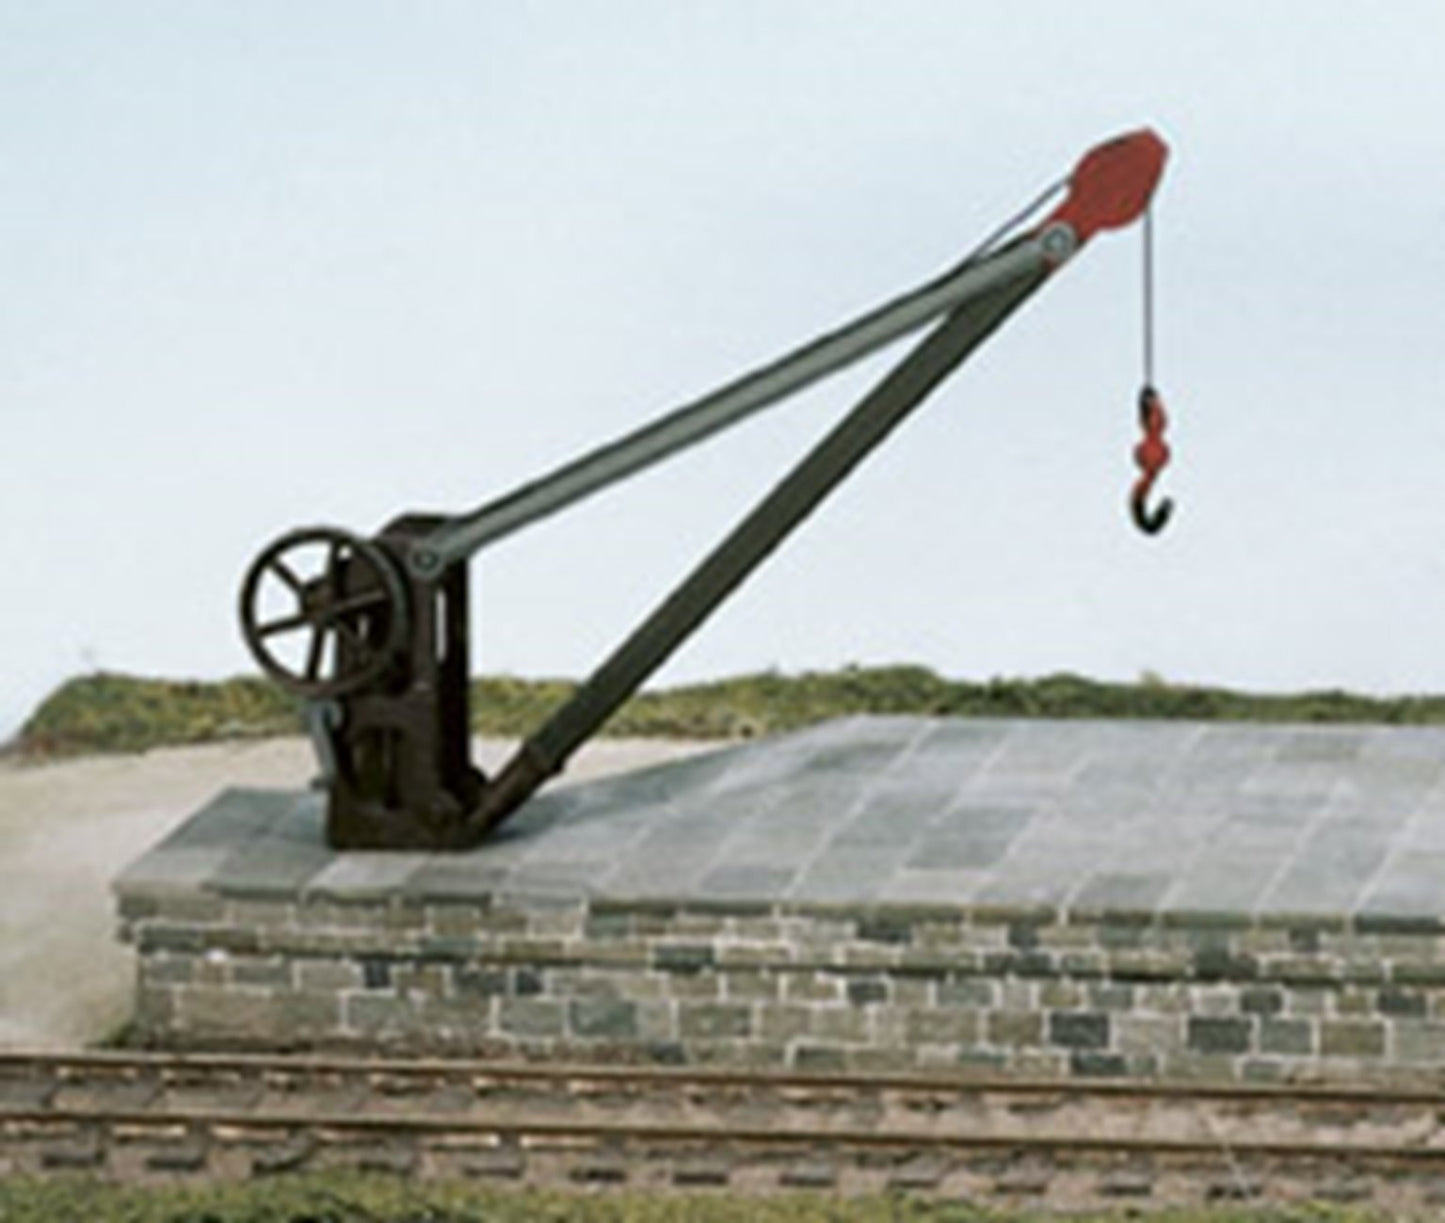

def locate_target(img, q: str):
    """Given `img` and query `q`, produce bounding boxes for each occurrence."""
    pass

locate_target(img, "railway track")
[5,1050,1445,1208]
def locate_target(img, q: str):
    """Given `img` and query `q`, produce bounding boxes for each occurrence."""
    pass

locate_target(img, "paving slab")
[116,715,1445,922]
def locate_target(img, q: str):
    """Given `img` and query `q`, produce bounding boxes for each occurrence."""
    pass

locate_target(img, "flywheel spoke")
[269,558,307,595]
[257,610,311,638]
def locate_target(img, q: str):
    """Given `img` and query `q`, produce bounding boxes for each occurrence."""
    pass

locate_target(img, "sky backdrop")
[4,1,1445,740]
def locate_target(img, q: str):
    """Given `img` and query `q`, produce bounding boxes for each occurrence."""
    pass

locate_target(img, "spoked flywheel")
[239,526,409,698]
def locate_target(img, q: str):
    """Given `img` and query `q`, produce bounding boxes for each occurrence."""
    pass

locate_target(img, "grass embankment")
[15,666,1445,759]
[0,1175,1387,1223]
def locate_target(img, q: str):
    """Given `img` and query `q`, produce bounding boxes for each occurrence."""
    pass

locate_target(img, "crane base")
[115,714,1445,1086]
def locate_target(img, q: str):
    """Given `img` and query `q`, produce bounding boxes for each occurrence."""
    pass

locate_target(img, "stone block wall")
[117,889,1445,1084]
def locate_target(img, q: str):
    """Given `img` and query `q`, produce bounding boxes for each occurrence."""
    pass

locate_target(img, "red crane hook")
[1131,385,1173,535]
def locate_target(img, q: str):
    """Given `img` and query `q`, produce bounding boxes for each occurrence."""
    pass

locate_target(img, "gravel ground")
[0,736,713,1050]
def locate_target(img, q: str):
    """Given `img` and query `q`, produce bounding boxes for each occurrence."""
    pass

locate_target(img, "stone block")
[582,967,663,1001]
[1192,946,1258,982]
[1039,982,1084,1009]
[293,958,360,992]
[275,990,341,1036]
[937,977,995,1008]
[150,893,228,924]
[845,977,888,1006]
[1047,1011,1109,1050]
[792,1044,848,1073]
[906,1008,979,1045]
[134,986,177,1032]
[427,906,491,938]
[491,938,569,964]
[957,1047,1008,1072]
[1192,983,1242,1018]
[1319,1020,1385,1058]
[986,1010,1043,1048]
[679,1003,751,1040]
[1378,988,1428,1017]
[418,935,482,960]
[1087,983,1134,1011]
[1187,1016,1251,1055]
[634,1000,676,1043]
[723,969,778,1002]
[454,966,509,997]
[230,956,294,989]
[1259,1018,1314,1056]
[359,957,392,990]
[990,951,1055,979]
[891,977,933,1007]
[716,941,792,966]
[1007,920,1042,950]
[1036,924,1095,951]
[139,924,209,955]
[1070,1051,1128,1077]
[1332,986,1372,1016]
[394,963,450,1001]
[1287,926,1323,953]
[1240,1058,1287,1083]
[513,967,545,996]
[1011,1049,1068,1078]
[179,986,278,1041]
[1059,951,1107,978]
[583,911,632,939]
[1098,921,1147,949]
[1285,988,1331,1016]
[1115,1013,1182,1058]
[855,914,913,944]
[782,971,841,1004]
[1273,956,1341,986]
[652,944,716,974]
[757,1004,812,1044]
[346,993,420,1036]
[896,951,958,978]
[812,1007,869,1044]
[1392,1020,1445,1062]
[1239,986,1284,1016]
[569,998,638,1040]
[497,998,564,1038]
[848,1047,919,1074]
[838,942,901,968]
[142,954,197,987]
[913,919,967,950]
[1392,962,1445,987]
[666,971,721,1000]
[1107,950,1187,981]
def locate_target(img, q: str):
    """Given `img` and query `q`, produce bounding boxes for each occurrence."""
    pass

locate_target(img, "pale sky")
[4,2,1445,740]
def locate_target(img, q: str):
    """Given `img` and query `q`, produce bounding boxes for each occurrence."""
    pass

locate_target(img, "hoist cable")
[1142,204,1155,387]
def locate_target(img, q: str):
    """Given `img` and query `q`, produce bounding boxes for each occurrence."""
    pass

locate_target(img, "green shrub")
[16,666,1445,759]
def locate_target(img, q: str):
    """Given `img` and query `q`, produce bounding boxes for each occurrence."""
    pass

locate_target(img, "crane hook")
[1131,385,1173,535]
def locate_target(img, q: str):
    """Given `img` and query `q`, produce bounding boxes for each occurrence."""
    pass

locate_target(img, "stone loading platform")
[114,716,1445,1085]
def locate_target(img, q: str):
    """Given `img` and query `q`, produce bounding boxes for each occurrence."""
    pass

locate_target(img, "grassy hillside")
[13,665,1445,760]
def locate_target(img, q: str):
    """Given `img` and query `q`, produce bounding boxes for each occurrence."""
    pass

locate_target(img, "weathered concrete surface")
[0,736,713,1049]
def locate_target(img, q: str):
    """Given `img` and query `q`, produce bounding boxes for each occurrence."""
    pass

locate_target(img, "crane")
[239,128,1173,850]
